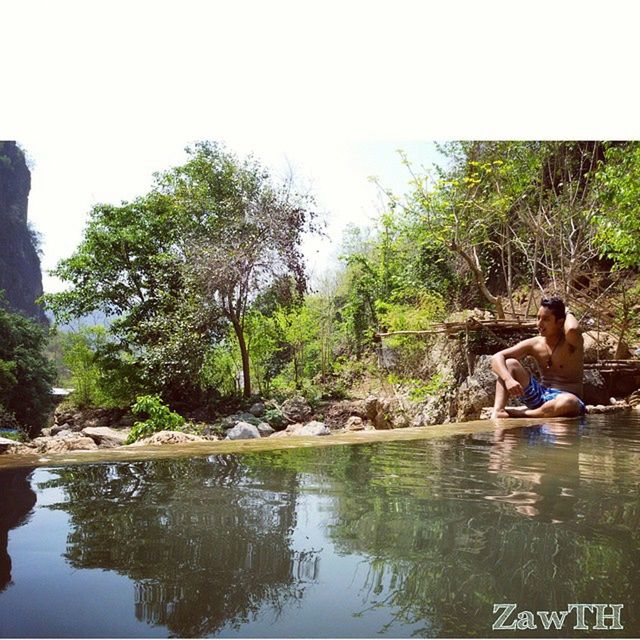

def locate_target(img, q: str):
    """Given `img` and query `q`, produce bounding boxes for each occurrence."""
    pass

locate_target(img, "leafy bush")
[125,395,186,444]
[0,302,56,436]
[387,372,452,402]
[263,408,286,429]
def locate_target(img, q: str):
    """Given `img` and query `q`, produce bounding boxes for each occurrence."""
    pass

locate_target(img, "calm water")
[1,414,639,638]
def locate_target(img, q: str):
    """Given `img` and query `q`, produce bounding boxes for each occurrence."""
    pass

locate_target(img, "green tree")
[0,301,55,436]
[594,142,640,269]
[177,142,317,397]
[45,141,317,402]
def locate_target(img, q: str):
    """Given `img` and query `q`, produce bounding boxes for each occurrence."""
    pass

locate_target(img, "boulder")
[343,416,364,431]
[33,435,99,453]
[456,355,497,421]
[220,415,239,430]
[221,413,260,429]
[583,370,609,405]
[237,412,260,425]
[51,422,81,436]
[281,396,312,423]
[202,424,223,438]
[287,421,330,436]
[225,422,261,440]
[81,426,129,448]
[363,396,398,430]
[323,400,367,429]
[411,394,454,427]
[256,422,275,437]
[132,431,206,446]
[249,402,266,417]
[269,430,292,438]
[583,331,631,363]
[0,436,18,452]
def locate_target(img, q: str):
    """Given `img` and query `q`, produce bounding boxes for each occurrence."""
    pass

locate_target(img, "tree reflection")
[42,455,317,637]
[323,421,640,636]
[0,467,37,592]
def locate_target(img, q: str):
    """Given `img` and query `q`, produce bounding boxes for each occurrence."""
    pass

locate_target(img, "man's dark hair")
[540,296,566,321]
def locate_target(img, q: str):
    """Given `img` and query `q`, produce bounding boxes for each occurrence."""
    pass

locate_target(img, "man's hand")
[505,377,524,397]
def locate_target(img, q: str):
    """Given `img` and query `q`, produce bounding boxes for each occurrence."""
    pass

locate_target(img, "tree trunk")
[453,242,505,319]
[231,318,251,397]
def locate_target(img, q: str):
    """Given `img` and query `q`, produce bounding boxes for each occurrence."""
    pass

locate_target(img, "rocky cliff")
[0,141,47,323]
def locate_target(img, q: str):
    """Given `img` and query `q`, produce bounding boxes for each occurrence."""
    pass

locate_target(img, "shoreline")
[0,415,593,471]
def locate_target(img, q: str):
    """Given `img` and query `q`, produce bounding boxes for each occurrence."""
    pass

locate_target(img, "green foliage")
[125,394,185,444]
[0,429,25,442]
[44,141,317,402]
[263,408,286,428]
[594,142,640,269]
[0,301,55,436]
[61,326,108,408]
[387,372,451,402]
[200,339,241,397]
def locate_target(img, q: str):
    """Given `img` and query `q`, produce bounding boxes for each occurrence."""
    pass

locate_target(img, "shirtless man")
[491,297,586,419]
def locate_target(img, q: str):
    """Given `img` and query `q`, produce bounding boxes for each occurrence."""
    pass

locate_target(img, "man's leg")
[507,393,582,419]
[491,358,531,419]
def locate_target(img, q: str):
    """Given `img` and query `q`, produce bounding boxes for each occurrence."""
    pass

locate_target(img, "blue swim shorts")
[519,375,586,415]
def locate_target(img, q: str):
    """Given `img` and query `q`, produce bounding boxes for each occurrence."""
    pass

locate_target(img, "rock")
[411,394,453,427]
[202,424,222,437]
[323,400,367,429]
[54,429,74,439]
[0,436,18,452]
[583,370,609,405]
[33,435,99,453]
[364,396,380,421]
[263,408,286,429]
[456,355,497,421]
[256,422,275,437]
[281,396,312,423]
[225,422,261,440]
[220,415,238,430]
[221,413,260,429]
[583,331,631,363]
[249,402,266,417]
[81,426,129,448]
[344,416,364,431]
[132,431,206,446]
[40,427,53,437]
[287,421,330,436]
[269,430,291,438]
[50,422,80,436]
[115,412,135,427]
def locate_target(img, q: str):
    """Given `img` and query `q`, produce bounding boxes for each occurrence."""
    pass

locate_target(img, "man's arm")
[564,311,583,348]
[491,338,537,396]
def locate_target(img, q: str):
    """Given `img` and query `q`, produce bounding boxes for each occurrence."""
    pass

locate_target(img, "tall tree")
[45,142,317,401]
[170,142,317,397]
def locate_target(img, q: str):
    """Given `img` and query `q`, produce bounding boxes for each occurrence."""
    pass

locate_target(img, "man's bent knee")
[554,393,581,417]
[505,358,530,386]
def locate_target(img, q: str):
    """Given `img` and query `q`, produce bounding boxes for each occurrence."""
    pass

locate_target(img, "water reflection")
[486,422,581,522]
[315,417,640,636]
[0,468,36,592]
[41,456,318,637]
[2,415,639,637]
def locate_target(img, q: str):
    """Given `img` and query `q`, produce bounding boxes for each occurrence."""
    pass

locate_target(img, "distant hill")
[0,141,47,324]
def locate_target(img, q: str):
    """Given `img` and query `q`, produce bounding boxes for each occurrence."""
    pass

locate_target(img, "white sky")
[3,0,640,293]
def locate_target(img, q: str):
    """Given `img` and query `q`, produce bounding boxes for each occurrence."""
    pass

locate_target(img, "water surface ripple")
[1,413,639,637]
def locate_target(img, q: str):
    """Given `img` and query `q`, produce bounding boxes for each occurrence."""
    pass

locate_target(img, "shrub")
[125,395,186,444]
